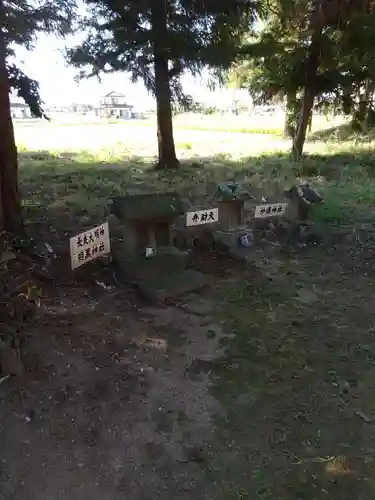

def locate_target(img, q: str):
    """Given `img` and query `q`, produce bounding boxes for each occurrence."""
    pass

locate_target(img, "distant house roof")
[100,91,133,108]
[111,193,186,221]
[103,91,126,98]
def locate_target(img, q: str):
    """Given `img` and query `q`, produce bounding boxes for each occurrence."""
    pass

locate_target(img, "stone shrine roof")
[111,192,186,221]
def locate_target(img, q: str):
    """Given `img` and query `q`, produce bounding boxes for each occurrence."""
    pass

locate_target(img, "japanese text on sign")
[254,203,288,219]
[70,222,110,270]
[186,208,219,227]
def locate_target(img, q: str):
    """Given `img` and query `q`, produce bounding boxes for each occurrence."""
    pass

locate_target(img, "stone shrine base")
[112,244,208,301]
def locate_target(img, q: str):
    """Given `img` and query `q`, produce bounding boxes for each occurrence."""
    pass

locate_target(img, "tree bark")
[292,86,315,161]
[284,92,297,138]
[292,0,322,161]
[0,0,23,233]
[354,78,371,133]
[151,0,179,169]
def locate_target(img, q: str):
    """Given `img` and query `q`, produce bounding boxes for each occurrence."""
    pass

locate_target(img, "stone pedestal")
[112,242,207,302]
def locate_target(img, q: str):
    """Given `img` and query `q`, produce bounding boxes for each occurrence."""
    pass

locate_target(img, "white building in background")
[99,91,134,119]
[10,96,32,119]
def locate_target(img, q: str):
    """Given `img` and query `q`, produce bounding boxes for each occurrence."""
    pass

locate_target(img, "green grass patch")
[20,118,285,135]
[180,124,283,135]
[15,115,286,135]
[18,130,375,230]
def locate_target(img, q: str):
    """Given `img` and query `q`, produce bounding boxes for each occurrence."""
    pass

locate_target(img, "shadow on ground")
[309,122,375,143]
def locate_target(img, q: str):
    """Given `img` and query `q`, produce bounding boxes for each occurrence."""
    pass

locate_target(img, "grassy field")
[4,116,375,499]
[15,110,346,135]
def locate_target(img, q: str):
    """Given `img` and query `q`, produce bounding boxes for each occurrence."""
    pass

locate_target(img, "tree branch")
[7,64,49,120]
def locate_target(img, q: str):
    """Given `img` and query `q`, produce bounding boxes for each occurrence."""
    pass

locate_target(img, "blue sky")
[13,32,219,108]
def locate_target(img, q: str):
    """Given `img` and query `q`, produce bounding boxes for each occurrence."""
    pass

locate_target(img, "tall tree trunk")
[0,0,23,233]
[353,78,371,133]
[292,87,315,160]
[292,0,322,161]
[151,0,179,169]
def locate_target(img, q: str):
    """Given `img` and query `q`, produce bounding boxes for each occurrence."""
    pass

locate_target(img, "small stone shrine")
[110,192,207,301]
[210,182,257,260]
[111,192,185,256]
[212,182,252,227]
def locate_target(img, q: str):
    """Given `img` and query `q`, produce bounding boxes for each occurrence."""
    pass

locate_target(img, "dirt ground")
[2,229,375,500]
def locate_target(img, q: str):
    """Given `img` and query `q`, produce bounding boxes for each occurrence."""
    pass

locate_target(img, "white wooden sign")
[254,203,288,219]
[70,222,110,270]
[186,208,219,227]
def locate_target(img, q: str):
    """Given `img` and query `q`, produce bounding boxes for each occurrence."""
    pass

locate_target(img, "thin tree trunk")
[0,0,23,234]
[151,0,179,169]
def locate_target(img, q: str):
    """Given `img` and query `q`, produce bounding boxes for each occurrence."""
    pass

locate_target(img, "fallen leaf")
[144,338,167,350]
[356,411,372,423]
[95,281,112,291]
